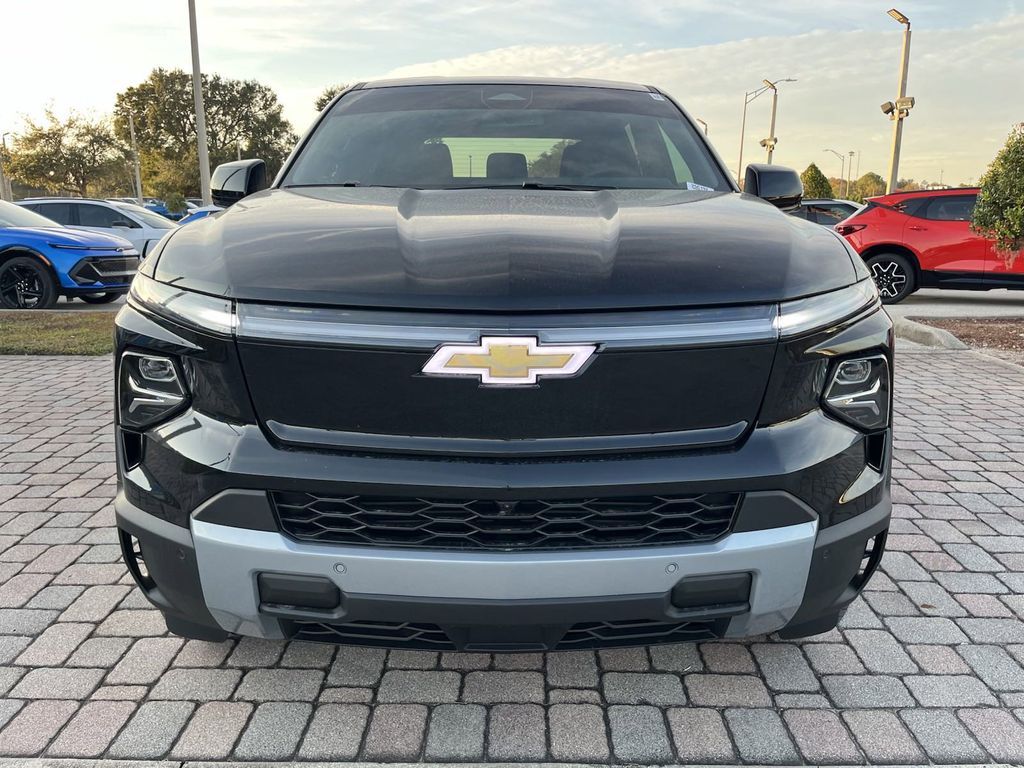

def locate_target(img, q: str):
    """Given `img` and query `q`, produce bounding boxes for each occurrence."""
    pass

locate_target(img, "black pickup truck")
[114,77,892,651]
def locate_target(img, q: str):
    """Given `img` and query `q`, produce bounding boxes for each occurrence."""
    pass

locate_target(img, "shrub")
[800,163,833,199]
[972,123,1024,267]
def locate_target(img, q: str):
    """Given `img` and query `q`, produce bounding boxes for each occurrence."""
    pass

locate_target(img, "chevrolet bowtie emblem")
[422,336,596,386]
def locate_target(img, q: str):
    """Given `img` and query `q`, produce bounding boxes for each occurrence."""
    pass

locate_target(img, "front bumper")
[116,480,889,650]
[62,255,139,292]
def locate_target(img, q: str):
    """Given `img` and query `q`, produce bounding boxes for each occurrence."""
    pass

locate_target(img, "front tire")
[79,292,122,304]
[865,253,916,304]
[0,257,58,309]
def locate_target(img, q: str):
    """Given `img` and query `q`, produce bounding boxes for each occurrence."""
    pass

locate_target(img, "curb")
[892,316,969,350]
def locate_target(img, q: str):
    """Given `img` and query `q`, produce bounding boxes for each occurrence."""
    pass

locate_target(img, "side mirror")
[210,159,268,208]
[111,221,130,228]
[744,164,802,211]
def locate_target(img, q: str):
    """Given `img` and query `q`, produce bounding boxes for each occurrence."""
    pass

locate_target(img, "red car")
[836,187,1024,303]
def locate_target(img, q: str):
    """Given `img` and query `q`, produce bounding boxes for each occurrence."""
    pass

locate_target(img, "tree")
[315,84,347,111]
[5,110,127,196]
[849,172,885,203]
[528,140,571,177]
[800,163,833,198]
[113,68,297,195]
[973,123,1024,266]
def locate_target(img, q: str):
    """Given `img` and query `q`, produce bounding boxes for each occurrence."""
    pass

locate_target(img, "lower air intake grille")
[556,619,720,649]
[69,256,139,285]
[293,620,456,649]
[272,491,740,552]
[290,619,721,651]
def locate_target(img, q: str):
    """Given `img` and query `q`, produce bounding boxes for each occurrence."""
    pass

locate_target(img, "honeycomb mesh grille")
[272,491,740,552]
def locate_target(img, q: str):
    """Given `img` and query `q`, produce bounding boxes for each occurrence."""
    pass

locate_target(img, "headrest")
[486,152,528,180]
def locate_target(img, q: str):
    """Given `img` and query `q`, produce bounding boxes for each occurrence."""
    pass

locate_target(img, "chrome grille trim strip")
[134,273,879,347]
[235,302,781,349]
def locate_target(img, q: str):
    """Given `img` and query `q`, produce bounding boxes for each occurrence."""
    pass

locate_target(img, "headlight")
[118,351,188,429]
[129,273,235,335]
[776,279,880,338]
[823,354,890,431]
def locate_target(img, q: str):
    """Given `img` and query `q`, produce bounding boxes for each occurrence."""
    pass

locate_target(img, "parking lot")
[1,340,1024,764]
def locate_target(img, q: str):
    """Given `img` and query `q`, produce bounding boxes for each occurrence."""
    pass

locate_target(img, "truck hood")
[153,186,860,311]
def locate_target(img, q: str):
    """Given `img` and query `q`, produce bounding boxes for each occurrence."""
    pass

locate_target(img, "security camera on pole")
[881,9,915,193]
[737,77,795,180]
[759,79,780,164]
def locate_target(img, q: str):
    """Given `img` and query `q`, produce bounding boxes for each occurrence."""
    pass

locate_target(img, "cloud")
[2,1,1017,186]
[379,14,1024,183]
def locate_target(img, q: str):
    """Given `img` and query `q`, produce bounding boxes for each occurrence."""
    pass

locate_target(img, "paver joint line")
[1,345,1024,763]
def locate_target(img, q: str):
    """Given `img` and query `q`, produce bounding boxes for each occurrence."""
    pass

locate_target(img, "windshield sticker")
[649,93,666,101]
[686,182,715,192]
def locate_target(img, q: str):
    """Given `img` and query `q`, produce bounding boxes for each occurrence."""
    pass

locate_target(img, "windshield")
[283,84,729,191]
[0,200,61,228]
[113,202,176,229]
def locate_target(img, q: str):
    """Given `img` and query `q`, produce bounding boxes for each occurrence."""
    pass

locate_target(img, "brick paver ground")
[1,342,1024,763]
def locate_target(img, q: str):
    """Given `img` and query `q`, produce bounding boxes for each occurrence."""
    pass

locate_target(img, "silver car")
[17,197,176,256]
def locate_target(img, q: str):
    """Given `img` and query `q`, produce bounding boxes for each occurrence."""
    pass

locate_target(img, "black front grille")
[272,491,740,551]
[290,618,720,651]
[556,619,719,649]
[69,256,140,285]
[293,620,456,649]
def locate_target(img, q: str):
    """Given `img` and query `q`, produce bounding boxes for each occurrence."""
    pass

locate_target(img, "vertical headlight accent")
[118,352,188,429]
[823,354,890,431]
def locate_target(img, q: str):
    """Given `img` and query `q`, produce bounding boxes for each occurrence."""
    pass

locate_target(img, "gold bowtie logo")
[422,336,596,385]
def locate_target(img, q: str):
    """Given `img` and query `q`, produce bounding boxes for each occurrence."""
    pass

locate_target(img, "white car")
[18,198,176,256]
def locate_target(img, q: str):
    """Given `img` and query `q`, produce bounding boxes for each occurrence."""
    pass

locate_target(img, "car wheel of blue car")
[0,257,57,309]
[79,292,121,304]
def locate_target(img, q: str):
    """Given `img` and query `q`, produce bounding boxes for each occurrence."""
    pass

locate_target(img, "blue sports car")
[0,200,140,309]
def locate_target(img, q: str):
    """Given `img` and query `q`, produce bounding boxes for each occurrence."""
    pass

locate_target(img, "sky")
[3,0,1021,186]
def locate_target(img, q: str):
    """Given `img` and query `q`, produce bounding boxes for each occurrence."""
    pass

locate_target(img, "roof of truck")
[356,76,654,92]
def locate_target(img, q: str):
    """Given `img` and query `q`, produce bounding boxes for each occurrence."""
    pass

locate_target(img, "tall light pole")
[824,149,846,196]
[188,0,212,205]
[761,80,780,163]
[846,150,855,198]
[0,132,11,202]
[737,77,795,181]
[883,9,914,193]
[128,115,144,205]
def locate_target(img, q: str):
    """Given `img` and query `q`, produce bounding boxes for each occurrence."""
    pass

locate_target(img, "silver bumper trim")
[191,517,817,640]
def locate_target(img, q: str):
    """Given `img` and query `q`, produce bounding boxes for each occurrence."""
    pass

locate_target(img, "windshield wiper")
[437,182,617,191]
[283,182,406,189]
[283,182,618,191]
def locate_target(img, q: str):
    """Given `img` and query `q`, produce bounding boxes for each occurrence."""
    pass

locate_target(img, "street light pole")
[765,82,778,164]
[886,9,912,193]
[737,97,749,182]
[0,133,11,202]
[128,115,144,206]
[188,0,213,206]
[824,149,845,196]
[846,150,855,198]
